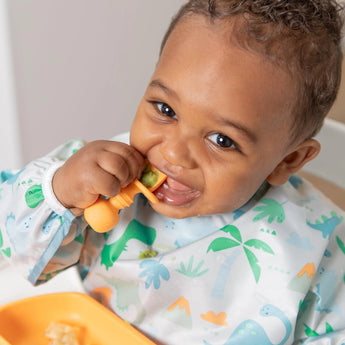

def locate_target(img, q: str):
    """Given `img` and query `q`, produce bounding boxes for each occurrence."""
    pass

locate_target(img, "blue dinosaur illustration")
[101,219,156,269]
[233,208,246,220]
[5,212,33,257]
[306,213,343,239]
[1,168,24,185]
[42,213,62,234]
[164,217,217,248]
[289,175,303,189]
[203,304,292,345]
[315,266,339,314]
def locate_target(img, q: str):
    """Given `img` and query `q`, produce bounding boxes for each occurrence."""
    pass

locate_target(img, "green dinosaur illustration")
[253,198,286,224]
[304,322,333,337]
[336,235,345,255]
[0,228,11,258]
[297,298,311,317]
[74,233,83,244]
[18,178,33,186]
[207,225,274,283]
[176,256,209,278]
[98,274,146,326]
[38,272,53,282]
[37,269,63,283]
[101,219,156,269]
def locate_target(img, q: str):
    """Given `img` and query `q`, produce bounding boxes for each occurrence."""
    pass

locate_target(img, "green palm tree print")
[252,198,286,223]
[207,225,274,283]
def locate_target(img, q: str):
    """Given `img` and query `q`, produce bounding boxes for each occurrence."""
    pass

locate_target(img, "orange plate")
[0,292,155,345]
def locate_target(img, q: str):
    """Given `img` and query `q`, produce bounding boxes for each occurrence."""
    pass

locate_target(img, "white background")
[1,1,344,169]
[0,0,185,167]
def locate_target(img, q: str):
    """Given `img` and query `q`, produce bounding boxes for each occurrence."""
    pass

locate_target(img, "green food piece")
[140,164,159,188]
[139,249,158,259]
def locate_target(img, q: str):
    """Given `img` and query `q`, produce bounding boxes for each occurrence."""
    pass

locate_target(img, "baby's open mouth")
[153,176,201,206]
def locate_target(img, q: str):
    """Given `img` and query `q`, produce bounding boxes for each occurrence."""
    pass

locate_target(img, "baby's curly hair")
[161,0,344,142]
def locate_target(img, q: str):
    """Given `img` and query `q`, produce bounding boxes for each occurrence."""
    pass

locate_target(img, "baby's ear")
[267,139,320,186]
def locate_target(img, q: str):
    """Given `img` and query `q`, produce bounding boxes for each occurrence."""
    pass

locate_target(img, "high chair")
[299,117,345,210]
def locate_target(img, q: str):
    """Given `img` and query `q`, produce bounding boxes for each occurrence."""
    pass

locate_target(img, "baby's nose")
[159,137,196,169]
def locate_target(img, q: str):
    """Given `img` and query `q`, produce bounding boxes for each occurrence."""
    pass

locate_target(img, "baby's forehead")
[167,14,299,86]
[168,14,290,59]
[161,15,297,93]
[154,17,298,146]
[159,1,343,143]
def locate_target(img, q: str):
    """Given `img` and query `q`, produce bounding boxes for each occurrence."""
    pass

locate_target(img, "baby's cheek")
[211,186,251,213]
[129,137,143,155]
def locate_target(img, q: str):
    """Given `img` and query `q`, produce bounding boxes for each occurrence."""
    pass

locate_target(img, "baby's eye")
[208,133,236,149]
[156,102,178,119]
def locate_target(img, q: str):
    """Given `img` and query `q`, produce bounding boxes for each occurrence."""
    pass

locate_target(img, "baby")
[1,1,345,344]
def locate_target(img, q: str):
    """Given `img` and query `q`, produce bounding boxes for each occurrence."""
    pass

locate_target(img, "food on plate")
[45,322,80,345]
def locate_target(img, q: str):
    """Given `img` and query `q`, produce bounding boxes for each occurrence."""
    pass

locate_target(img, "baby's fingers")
[97,142,145,186]
[86,165,122,199]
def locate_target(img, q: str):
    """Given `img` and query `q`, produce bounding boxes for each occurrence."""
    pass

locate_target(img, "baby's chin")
[149,201,201,219]
[149,200,235,219]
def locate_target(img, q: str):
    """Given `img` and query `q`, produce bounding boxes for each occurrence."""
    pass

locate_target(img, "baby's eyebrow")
[217,116,258,144]
[149,79,179,100]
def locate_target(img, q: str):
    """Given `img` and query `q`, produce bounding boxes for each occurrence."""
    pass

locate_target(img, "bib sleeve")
[0,139,89,285]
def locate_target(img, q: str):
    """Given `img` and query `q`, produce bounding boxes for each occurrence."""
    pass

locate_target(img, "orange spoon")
[84,163,166,232]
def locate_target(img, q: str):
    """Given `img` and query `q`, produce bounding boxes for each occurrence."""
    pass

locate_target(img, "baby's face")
[130,15,297,219]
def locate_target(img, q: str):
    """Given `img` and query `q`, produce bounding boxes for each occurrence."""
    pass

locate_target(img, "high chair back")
[300,118,345,209]
[302,118,345,188]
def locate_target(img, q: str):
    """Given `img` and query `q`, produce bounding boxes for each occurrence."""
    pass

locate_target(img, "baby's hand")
[52,140,145,215]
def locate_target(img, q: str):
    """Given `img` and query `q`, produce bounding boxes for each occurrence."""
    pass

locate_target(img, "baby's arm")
[0,139,144,285]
